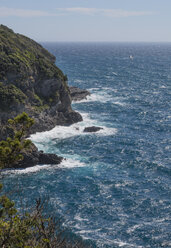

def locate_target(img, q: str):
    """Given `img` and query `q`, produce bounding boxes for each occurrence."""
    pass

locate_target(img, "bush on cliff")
[0,25,64,82]
[0,25,71,112]
[0,112,34,168]
[0,82,27,111]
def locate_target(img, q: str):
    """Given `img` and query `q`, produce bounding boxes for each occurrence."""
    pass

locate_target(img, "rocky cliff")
[0,25,82,139]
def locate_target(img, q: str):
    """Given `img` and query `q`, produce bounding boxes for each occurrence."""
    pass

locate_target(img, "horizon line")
[39,40,171,43]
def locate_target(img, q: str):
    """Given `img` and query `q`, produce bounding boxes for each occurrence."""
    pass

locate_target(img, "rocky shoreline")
[0,86,107,169]
[27,86,90,135]
[0,25,99,169]
[8,87,91,169]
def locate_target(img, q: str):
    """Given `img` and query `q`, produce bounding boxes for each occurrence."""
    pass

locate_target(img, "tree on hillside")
[0,112,34,168]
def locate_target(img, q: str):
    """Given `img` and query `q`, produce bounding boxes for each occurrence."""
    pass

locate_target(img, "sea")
[2,43,171,248]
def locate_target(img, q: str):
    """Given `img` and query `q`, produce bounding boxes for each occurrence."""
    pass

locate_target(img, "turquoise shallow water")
[2,43,171,247]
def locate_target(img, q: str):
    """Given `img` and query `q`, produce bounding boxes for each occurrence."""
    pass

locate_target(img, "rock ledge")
[70,87,90,101]
[12,144,63,169]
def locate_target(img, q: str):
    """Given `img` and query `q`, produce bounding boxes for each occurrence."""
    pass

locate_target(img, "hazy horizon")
[40,41,171,43]
[0,0,171,42]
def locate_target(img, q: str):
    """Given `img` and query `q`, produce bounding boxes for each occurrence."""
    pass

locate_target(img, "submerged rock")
[83,126,103,133]
[70,86,90,101]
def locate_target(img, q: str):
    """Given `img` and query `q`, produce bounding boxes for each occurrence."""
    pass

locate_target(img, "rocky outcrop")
[70,87,90,101]
[38,151,62,165]
[12,143,63,169]
[83,126,103,133]
[27,107,82,135]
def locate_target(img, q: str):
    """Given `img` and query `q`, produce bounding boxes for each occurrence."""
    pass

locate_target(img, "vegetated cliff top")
[0,25,65,82]
[0,25,72,114]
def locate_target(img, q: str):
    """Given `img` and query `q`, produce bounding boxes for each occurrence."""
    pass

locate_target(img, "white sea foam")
[126,218,171,236]
[73,91,125,106]
[72,93,108,103]
[29,91,117,171]
[160,85,167,88]
[1,164,52,175]
[88,87,100,91]
[1,157,86,176]
[115,180,133,188]
[74,214,89,222]
[113,101,125,106]
[30,112,117,144]
[127,224,141,234]
[72,86,122,104]
[113,240,142,247]
[59,158,86,168]
[102,87,118,93]
[74,79,84,84]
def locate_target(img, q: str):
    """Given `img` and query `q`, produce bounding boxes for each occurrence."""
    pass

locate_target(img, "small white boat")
[129,55,134,60]
[112,72,118,76]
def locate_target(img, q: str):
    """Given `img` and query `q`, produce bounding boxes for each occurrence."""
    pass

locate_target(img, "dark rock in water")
[13,143,63,169]
[70,87,90,101]
[83,126,103,133]
[39,151,63,165]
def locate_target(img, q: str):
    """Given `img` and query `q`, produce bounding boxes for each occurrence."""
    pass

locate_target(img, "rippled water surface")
[2,43,171,248]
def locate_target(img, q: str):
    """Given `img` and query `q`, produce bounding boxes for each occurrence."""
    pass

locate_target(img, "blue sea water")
[2,43,171,247]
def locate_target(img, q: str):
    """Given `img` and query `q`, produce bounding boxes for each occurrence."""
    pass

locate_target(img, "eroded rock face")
[83,126,103,133]
[36,79,62,98]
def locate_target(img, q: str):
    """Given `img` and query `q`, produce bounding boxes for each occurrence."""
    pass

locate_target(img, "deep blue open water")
[2,43,171,247]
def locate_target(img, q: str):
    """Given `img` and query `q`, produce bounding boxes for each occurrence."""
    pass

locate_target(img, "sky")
[0,0,171,42]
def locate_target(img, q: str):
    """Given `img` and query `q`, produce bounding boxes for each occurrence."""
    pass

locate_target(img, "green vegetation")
[0,191,89,248]
[33,93,43,106]
[0,25,64,81]
[0,190,53,248]
[0,83,27,111]
[0,25,70,110]
[0,112,34,168]
[32,104,49,113]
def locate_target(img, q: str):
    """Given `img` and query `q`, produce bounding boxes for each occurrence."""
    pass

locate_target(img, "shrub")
[0,83,27,111]
[0,112,34,168]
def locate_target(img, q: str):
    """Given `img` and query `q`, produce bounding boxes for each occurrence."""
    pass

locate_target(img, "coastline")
[1,87,91,170]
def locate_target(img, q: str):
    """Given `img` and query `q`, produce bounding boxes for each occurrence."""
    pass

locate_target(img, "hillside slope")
[0,25,82,138]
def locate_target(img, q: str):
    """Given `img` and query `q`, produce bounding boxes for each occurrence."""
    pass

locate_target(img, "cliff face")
[0,25,82,139]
